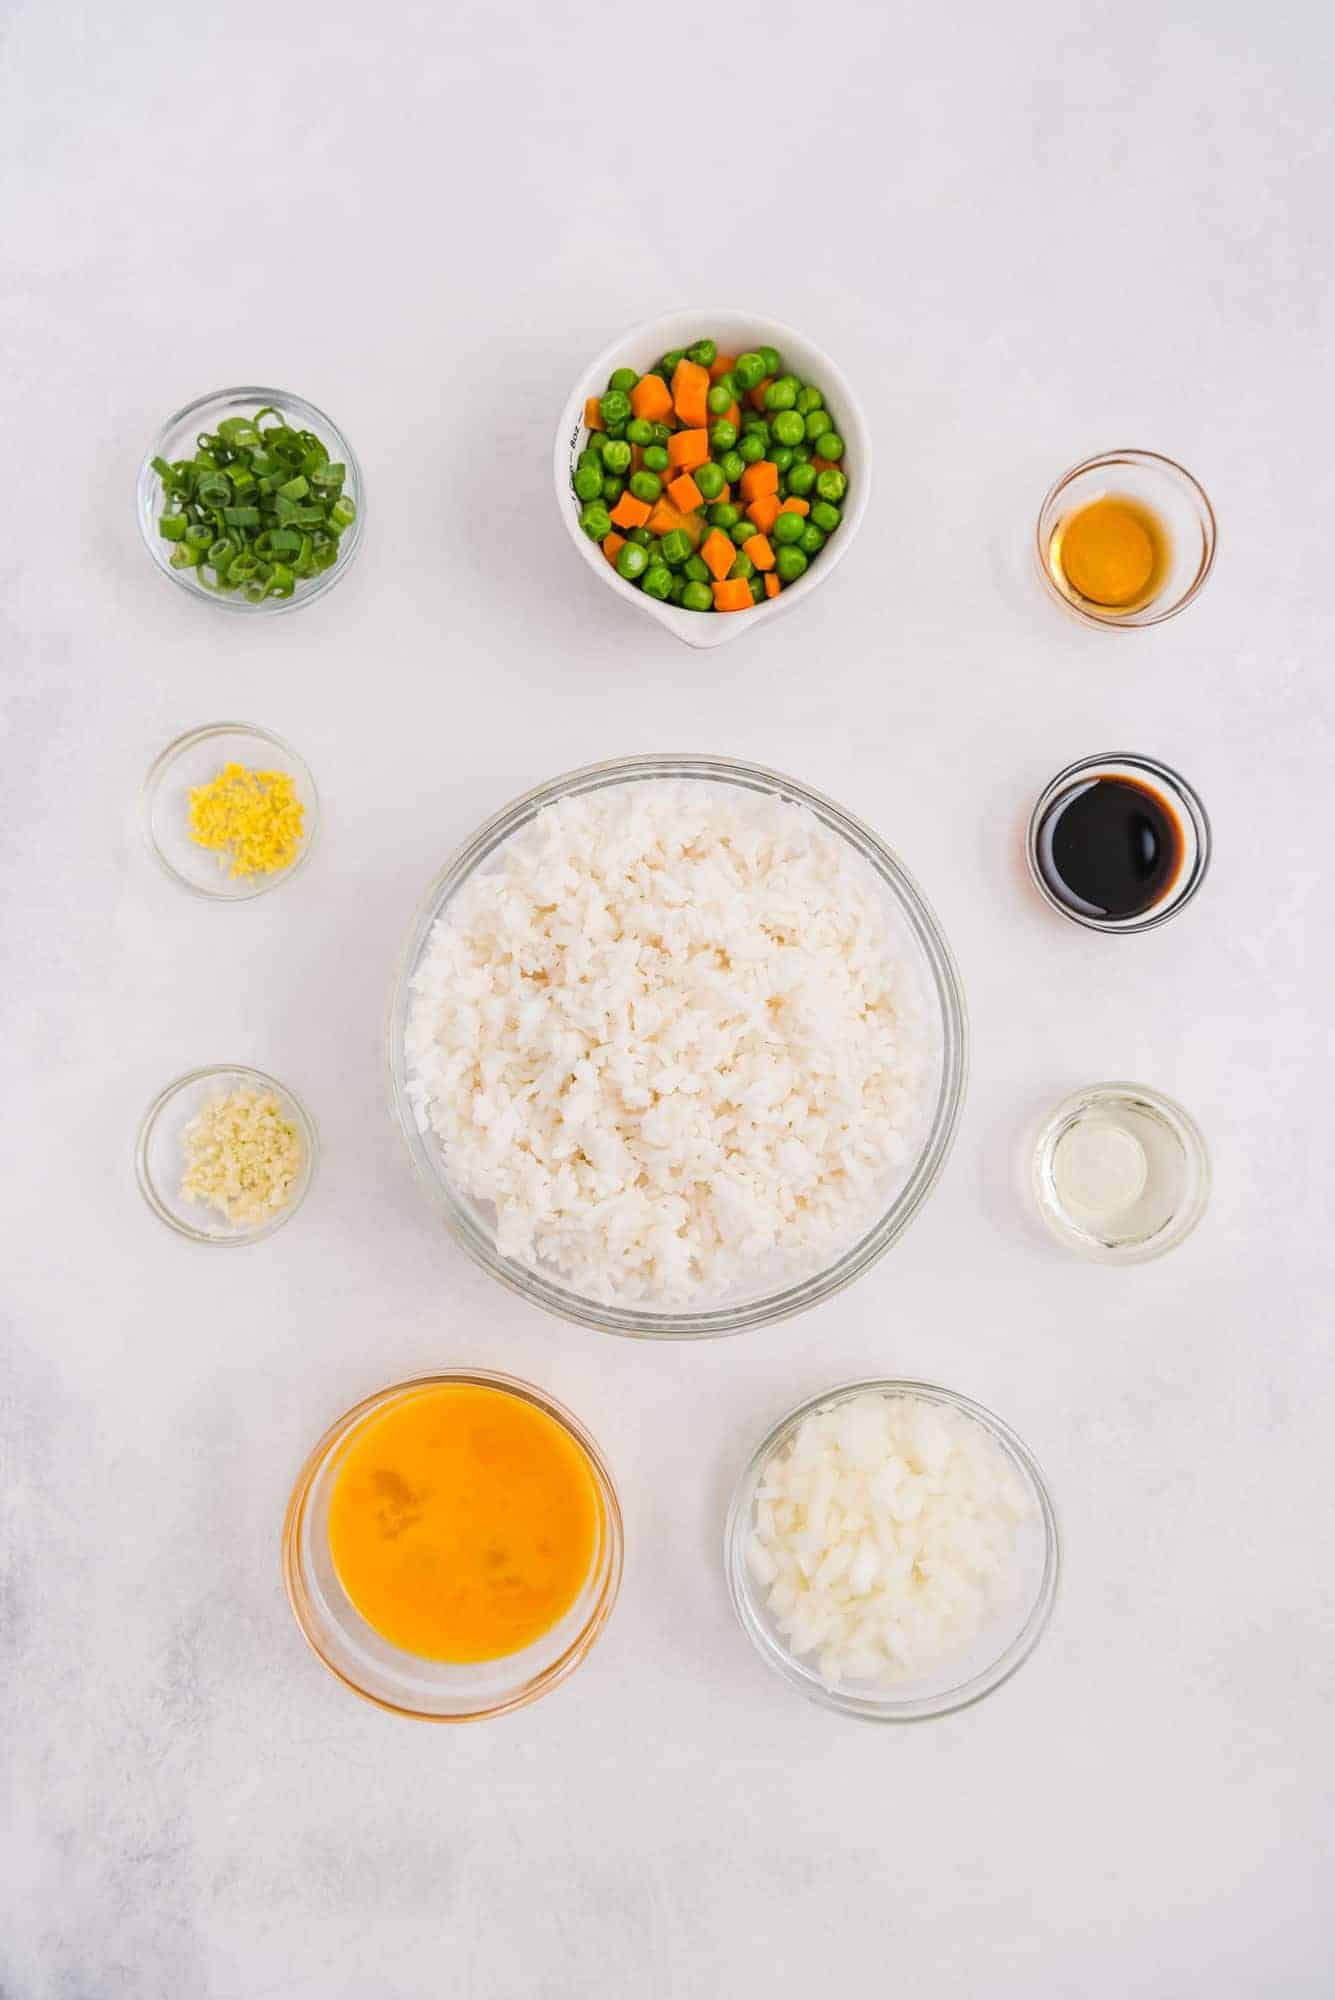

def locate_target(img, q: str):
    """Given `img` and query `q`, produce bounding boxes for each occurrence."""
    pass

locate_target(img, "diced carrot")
[712,578,752,612]
[602,532,626,565]
[764,573,781,598]
[719,483,731,503]
[743,533,775,571]
[667,428,710,472]
[585,395,604,431]
[648,497,704,547]
[630,444,645,471]
[667,472,704,514]
[779,496,810,515]
[810,456,833,472]
[709,354,736,381]
[745,493,781,534]
[629,374,672,423]
[749,377,772,412]
[609,491,652,531]
[701,529,736,583]
[739,460,779,503]
[724,401,741,430]
[670,358,711,428]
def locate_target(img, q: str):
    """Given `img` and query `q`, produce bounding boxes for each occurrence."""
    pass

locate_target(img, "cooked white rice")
[405,780,938,1305]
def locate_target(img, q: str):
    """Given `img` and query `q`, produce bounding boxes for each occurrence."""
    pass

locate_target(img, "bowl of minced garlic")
[136,1065,317,1244]
[141,722,317,899]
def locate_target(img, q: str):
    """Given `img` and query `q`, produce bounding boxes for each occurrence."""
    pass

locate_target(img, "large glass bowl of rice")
[387,755,967,1338]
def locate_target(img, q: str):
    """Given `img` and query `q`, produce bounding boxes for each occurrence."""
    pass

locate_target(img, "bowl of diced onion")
[725,1380,1060,1720]
[386,754,967,1339]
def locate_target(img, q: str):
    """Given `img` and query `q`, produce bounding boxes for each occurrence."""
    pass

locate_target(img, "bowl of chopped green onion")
[138,386,364,612]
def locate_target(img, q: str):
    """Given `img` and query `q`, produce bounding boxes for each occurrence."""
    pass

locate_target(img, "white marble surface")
[4,3,1334,1994]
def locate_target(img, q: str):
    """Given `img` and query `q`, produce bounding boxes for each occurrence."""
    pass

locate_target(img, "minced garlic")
[188,762,304,878]
[180,1088,304,1227]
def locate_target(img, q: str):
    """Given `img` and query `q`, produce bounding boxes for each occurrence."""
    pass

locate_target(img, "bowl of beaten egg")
[387,754,967,1338]
[555,309,871,648]
[283,1372,623,1720]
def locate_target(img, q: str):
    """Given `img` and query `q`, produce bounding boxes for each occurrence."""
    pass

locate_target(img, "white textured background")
[4,3,1333,1995]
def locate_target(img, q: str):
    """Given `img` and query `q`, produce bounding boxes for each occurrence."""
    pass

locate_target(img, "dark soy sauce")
[1035,776,1182,921]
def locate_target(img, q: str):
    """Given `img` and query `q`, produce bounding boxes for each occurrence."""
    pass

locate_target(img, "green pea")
[709,420,738,454]
[578,446,602,469]
[733,351,765,390]
[660,348,685,374]
[764,377,797,411]
[578,503,612,542]
[616,540,650,581]
[669,575,687,604]
[729,552,755,580]
[643,444,670,473]
[599,437,632,475]
[608,367,639,394]
[642,563,674,601]
[798,523,826,557]
[573,464,602,501]
[810,500,841,533]
[740,412,769,435]
[737,433,766,465]
[695,462,726,502]
[791,443,812,464]
[683,554,710,583]
[645,538,664,563]
[804,409,831,441]
[629,470,663,503]
[787,461,817,496]
[747,575,765,604]
[709,502,741,529]
[771,446,794,473]
[814,432,845,461]
[815,467,848,504]
[602,420,626,440]
[758,345,781,375]
[720,450,746,483]
[772,410,805,447]
[795,386,823,416]
[599,389,631,428]
[729,520,752,546]
[772,510,805,546]
[713,372,738,401]
[601,476,625,504]
[660,529,692,568]
[775,544,808,583]
[681,579,713,611]
[707,382,734,417]
[626,525,653,546]
[687,337,717,367]
[625,417,654,446]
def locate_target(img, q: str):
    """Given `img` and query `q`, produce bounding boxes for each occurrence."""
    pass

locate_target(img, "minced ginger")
[188,762,304,878]
[180,1088,303,1227]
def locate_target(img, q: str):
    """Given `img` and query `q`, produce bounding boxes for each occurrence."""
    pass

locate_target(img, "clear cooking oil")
[1031,1083,1210,1263]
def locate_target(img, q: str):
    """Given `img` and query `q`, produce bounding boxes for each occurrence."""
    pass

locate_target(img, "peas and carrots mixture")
[573,338,848,613]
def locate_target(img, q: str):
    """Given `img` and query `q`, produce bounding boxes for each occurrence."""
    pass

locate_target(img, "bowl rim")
[281,1369,625,1722]
[137,383,365,616]
[140,719,321,901]
[724,1377,1061,1722]
[134,1062,318,1245]
[1033,446,1217,630]
[553,308,871,651]
[386,752,968,1338]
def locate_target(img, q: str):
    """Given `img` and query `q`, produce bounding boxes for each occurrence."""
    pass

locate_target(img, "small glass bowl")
[725,1379,1059,1722]
[386,754,968,1340]
[1032,1081,1210,1264]
[137,385,364,615]
[135,1064,317,1245]
[282,1372,624,1722]
[141,722,319,901]
[1027,751,1210,935]
[1035,449,1216,628]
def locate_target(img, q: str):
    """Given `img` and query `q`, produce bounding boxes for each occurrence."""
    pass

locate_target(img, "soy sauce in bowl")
[1027,754,1210,934]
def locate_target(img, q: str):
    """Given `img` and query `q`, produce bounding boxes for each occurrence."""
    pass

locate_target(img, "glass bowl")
[1032,1081,1211,1263]
[725,1379,1060,1722]
[1026,751,1211,935]
[141,721,319,901]
[135,1063,317,1245]
[386,754,968,1339]
[137,385,364,614]
[1035,449,1216,628]
[282,1371,624,1722]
